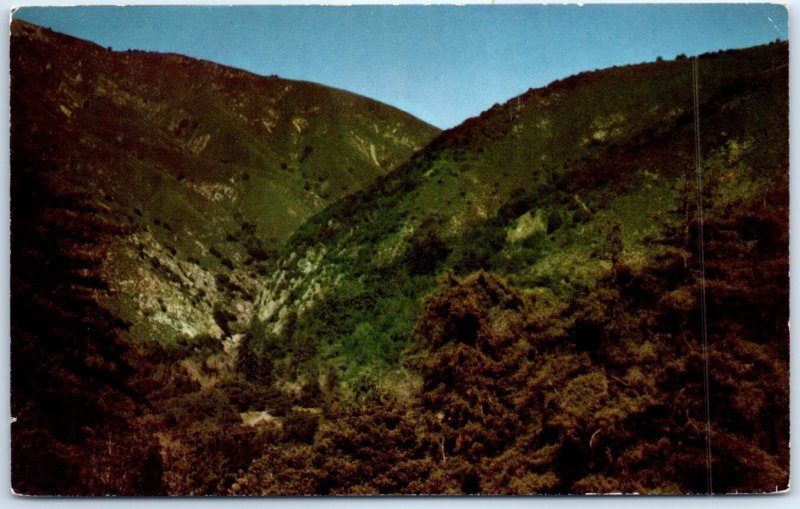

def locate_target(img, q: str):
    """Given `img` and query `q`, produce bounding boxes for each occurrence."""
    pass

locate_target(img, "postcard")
[9,3,790,495]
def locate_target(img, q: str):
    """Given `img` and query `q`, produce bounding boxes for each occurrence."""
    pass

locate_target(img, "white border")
[1,1,796,507]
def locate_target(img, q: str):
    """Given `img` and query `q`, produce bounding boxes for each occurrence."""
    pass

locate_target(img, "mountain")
[10,19,438,495]
[10,17,788,495]
[10,19,437,343]
[247,42,789,493]
[253,41,788,379]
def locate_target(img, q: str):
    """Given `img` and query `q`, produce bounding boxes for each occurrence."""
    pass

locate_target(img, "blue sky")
[13,4,788,129]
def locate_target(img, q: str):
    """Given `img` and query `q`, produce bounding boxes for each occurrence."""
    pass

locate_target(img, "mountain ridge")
[10,18,439,344]
[253,39,787,345]
[237,40,788,494]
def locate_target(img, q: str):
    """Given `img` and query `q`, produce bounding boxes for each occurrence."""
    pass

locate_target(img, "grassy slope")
[11,20,438,245]
[10,19,438,345]
[251,42,788,389]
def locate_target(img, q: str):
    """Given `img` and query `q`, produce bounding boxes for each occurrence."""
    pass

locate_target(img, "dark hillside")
[10,19,437,494]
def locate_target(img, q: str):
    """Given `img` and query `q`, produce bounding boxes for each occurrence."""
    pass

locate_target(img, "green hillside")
[10,20,438,495]
[10,19,437,345]
[244,42,788,493]
[253,41,787,381]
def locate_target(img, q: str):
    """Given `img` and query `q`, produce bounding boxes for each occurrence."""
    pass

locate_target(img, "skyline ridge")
[12,4,788,128]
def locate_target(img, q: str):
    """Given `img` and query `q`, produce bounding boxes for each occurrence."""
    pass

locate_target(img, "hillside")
[10,17,788,495]
[10,19,438,495]
[254,41,787,378]
[246,42,789,493]
[10,19,437,342]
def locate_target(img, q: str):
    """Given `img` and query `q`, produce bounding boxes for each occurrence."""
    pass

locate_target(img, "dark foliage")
[406,223,452,275]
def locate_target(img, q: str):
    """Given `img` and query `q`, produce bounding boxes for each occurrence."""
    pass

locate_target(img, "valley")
[10,19,789,495]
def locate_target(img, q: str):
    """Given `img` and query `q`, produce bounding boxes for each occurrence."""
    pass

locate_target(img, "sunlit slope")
[11,20,437,244]
[251,42,788,386]
[11,19,438,343]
